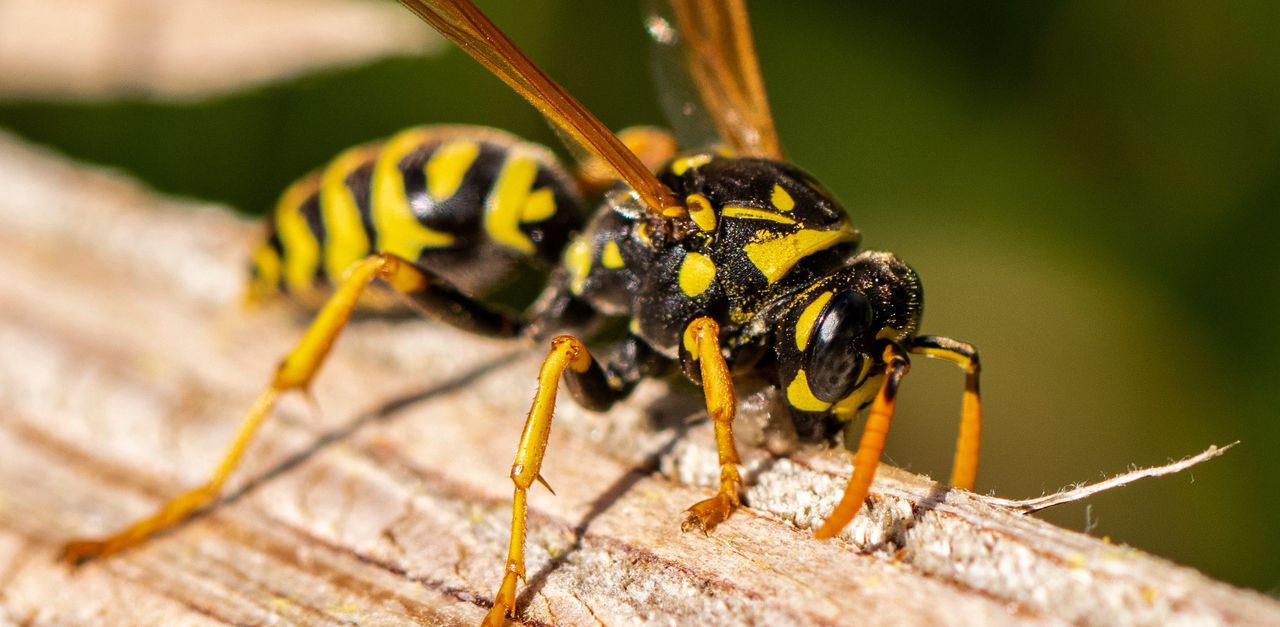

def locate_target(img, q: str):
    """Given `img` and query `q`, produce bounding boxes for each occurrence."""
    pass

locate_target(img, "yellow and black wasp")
[62,1,983,623]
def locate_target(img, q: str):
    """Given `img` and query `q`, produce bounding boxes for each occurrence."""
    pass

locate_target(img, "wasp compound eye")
[803,289,872,403]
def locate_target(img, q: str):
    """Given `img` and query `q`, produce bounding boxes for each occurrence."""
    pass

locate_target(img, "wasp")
[62,1,983,624]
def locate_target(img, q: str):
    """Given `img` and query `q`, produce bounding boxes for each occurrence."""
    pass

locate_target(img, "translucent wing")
[647,0,783,159]
[397,0,684,218]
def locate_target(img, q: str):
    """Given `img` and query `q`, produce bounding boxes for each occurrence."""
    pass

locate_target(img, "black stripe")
[427,142,508,238]
[297,192,325,281]
[398,140,437,211]
[345,159,378,251]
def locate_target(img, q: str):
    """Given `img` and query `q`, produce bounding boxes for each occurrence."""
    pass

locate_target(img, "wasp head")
[772,251,923,440]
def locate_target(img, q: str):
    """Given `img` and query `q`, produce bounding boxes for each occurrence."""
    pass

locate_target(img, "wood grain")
[0,130,1276,626]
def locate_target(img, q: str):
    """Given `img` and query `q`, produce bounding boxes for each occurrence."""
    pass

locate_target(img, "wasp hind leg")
[484,335,605,625]
[484,328,669,624]
[60,253,522,566]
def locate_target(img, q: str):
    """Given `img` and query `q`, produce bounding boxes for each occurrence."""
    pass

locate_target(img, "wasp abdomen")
[249,125,583,302]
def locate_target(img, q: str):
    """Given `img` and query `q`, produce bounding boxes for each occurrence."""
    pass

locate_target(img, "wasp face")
[772,251,924,440]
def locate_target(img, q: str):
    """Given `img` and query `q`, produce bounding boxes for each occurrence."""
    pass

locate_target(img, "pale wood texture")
[1,131,1277,626]
[0,0,440,101]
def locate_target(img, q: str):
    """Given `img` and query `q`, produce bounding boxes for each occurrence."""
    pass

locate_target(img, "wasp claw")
[681,491,736,533]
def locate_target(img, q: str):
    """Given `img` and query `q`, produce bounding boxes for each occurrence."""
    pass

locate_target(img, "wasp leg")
[576,126,677,194]
[59,253,505,566]
[483,331,663,624]
[562,333,667,410]
[908,335,982,490]
[484,335,598,626]
[399,276,523,338]
[679,317,744,533]
[815,344,910,539]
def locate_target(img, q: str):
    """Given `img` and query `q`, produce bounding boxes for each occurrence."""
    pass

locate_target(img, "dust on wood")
[0,131,1277,626]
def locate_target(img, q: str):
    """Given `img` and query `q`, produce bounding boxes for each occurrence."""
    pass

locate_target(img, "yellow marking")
[372,129,456,261]
[671,153,712,176]
[275,176,322,292]
[320,145,378,280]
[913,346,976,368]
[786,370,832,412]
[634,222,653,247]
[601,241,625,269]
[246,243,282,304]
[877,327,904,340]
[565,237,592,295]
[832,364,877,421]
[485,153,540,254]
[722,206,797,225]
[771,184,795,211]
[682,322,699,357]
[425,140,480,200]
[250,244,280,288]
[521,187,557,222]
[687,193,717,232]
[794,291,834,351]
[678,252,716,298]
[617,126,677,172]
[744,227,858,284]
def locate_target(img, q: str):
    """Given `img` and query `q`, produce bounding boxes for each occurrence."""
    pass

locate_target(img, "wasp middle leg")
[678,316,744,533]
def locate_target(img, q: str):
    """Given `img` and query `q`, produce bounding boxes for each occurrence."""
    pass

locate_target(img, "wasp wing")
[647,0,783,159]
[396,0,684,218]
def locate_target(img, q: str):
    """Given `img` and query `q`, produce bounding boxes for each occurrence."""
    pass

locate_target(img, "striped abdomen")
[249,125,583,302]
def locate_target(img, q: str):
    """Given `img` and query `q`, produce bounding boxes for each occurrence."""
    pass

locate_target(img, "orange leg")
[815,344,909,540]
[679,317,743,533]
[908,336,982,490]
[61,253,430,566]
[484,336,593,626]
[576,126,678,194]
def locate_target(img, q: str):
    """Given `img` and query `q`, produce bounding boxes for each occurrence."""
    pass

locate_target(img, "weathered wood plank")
[0,131,1276,626]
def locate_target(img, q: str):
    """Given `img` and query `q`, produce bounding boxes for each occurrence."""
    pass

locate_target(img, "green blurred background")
[1,0,1276,594]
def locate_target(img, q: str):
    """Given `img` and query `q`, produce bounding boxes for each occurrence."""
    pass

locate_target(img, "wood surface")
[1,131,1277,626]
[0,0,440,101]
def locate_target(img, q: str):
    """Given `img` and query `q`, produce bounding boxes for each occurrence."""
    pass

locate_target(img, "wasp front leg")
[679,317,744,533]
[60,253,521,566]
[815,344,910,539]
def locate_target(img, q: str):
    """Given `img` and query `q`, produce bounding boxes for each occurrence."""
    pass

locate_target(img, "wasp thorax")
[636,154,864,340]
[660,155,854,237]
